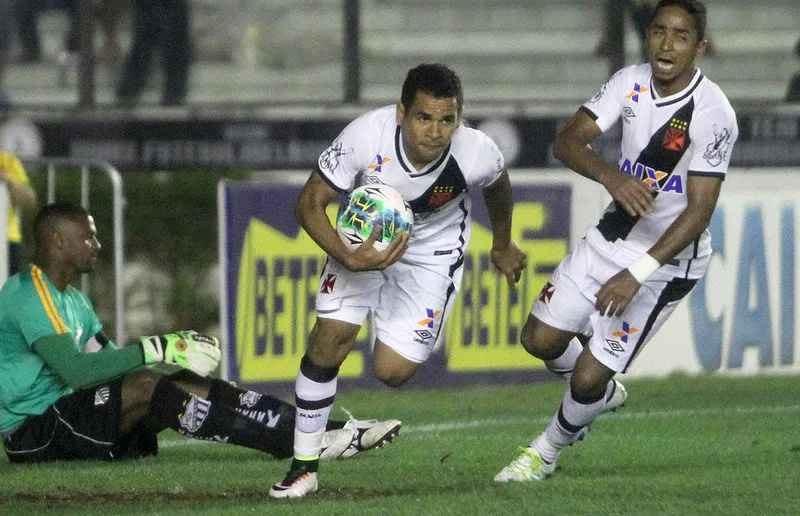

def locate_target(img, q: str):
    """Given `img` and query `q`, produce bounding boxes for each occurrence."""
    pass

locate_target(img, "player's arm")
[296,168,406,272]
[482,170,527,289]
[34,330,221,388]
[595,175,722,317]
[553,109,654,216]
[642,174,722,265]
[33,333,144,389]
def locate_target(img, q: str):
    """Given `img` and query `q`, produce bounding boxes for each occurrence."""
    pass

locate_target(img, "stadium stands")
[2,0,798,108]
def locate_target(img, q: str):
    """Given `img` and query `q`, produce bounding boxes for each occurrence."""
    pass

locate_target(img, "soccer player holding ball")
[495,0,738,482]
[0,202,398,463]
[270,63,528,498]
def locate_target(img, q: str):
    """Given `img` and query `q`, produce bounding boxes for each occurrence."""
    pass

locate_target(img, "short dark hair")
[33,202,89,247]
[400,63,463,116]
[650,0,707,42]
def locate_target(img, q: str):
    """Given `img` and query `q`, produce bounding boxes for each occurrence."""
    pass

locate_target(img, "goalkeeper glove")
[140,330,221,377]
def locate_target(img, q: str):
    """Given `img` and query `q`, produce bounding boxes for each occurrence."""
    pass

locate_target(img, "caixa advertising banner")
[217,171,599,392]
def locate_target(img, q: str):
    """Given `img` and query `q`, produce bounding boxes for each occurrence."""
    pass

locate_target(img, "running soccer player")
[495,0,737,482]
[270,63,528,498]
[0,202,399,463]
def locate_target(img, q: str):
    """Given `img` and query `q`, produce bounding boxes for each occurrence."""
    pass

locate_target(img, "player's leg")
[269,317,361,498]
[370,258,459,387]
[496,241,620,482]
[372,342,421,387]
[521,315,582,376]
[165,368,393,461]
[271,259,383,498]
[522,247,598,380]
[494,345,617,483]
[165,368,297,457]
[118,370,299,458]
[531,347,616,460]
[496,275,693,482]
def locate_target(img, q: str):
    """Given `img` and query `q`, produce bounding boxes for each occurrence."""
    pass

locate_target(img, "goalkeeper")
[0,202,400,463]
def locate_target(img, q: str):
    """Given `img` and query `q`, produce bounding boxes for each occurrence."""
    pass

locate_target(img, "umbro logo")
[605,339,625,353]
[622,106,636,123]
[415,329,433,340]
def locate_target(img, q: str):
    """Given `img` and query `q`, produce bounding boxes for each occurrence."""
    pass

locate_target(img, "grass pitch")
[1,374,798,515]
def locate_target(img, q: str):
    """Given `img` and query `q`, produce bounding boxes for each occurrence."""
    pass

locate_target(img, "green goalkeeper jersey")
[0,264,104,433]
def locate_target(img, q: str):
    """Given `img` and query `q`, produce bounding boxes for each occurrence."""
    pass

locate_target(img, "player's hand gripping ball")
[336,184,413,251]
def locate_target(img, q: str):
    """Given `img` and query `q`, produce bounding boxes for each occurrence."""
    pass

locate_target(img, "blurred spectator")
[0,150,38,275]
[787,37,800,102]
[96,0,128,63]
[595,0,653,59]
[13,0,79,63]
[116,0,191,107]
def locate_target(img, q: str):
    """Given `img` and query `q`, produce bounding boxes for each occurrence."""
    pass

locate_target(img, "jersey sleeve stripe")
[579,105,599,121]
[31,267,69,334]
[688,170,726,180]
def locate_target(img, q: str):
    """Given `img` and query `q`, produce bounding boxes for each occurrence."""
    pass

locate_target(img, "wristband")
[627,253,660,283]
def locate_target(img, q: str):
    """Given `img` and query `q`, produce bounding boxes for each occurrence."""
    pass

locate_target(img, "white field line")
[404,404,800,434]
[158,404,800,449]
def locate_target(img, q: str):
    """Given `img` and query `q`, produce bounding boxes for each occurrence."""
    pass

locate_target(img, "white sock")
[531,385,606,463]
[544,338,583,381]
[293,367,337,458]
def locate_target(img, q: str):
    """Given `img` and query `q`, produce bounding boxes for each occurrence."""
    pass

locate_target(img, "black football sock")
[205,377,346,430]
[149,377,294,458]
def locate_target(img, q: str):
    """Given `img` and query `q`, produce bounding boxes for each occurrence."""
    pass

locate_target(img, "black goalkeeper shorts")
[3,378,159,463]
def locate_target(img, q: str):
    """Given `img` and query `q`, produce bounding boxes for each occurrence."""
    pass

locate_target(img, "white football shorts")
[531,230,699,373]
[315,256,463,363]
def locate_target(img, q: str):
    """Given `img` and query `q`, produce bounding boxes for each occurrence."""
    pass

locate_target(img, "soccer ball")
[336,184,413,251]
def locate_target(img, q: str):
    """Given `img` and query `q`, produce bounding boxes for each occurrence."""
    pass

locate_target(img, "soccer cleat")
[269,459,319,499]
[320,408,401,460]
[602,379,628,414]
[494,446,556,483]
[319,427,355,460]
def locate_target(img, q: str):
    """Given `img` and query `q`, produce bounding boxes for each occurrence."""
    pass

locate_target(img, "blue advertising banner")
[219,178,574,392]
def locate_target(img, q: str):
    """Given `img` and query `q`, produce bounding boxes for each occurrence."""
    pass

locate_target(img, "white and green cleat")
[493,446,556,483]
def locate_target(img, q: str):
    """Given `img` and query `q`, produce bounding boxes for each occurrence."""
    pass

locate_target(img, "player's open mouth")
[653,57,674,72]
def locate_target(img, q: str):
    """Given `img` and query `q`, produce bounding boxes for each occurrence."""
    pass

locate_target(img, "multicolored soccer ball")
[336,184,413,251]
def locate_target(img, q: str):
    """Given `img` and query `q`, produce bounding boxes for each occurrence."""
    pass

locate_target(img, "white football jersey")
[582,64,738,265]
[318,105,505,264]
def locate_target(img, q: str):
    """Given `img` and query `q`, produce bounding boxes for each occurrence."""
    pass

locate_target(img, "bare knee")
[373,356,418,387]
[372,341,420,387]
[570,350,615,402]
[374,372,408,387]
[520,316,571,360]
[569,373,607,402]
